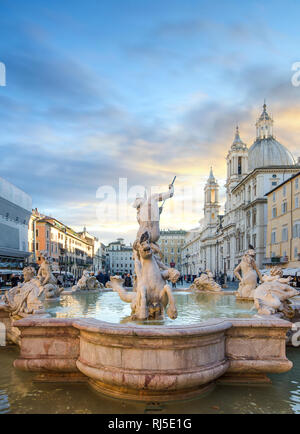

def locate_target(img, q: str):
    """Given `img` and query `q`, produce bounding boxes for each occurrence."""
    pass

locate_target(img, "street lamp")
[186,254,190,280]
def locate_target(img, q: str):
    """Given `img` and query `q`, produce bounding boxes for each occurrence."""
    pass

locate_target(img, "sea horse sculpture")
[108,232,179,320]
[108,181,180,320]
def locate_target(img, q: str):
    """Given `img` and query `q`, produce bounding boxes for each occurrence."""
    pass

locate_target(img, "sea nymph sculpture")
[234,245,263,299]
[1,266,46,316]
[108,181,180,320]
[191,270,222,292]
[253,266,298,318]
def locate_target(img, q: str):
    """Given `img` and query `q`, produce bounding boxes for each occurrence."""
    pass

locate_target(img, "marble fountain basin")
[0,291,293,402]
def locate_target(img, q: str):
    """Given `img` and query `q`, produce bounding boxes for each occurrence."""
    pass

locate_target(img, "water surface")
[1,346,300,414]
[45,291,255,325]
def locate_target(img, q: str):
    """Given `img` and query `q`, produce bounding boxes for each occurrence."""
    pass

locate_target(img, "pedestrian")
[96,270,105,285]
[124,273,132,288]
[10,274,19,288]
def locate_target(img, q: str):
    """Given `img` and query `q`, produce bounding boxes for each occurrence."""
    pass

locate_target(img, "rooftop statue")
[234,246,263,299]
[254,266,298,318]
[72,270,103,292]
[191,270,222,292]
[108,180,180,320]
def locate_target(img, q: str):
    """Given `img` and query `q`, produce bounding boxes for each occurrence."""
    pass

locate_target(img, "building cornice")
[232,165,300,193]
[243,197,267,210]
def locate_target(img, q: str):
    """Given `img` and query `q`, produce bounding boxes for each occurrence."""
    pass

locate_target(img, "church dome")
[248,138,295,171]
[248,103,295,171]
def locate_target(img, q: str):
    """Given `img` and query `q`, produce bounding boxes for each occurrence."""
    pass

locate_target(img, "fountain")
[191,270,223,293]
[0,183,296,403]
[72,270,104,293]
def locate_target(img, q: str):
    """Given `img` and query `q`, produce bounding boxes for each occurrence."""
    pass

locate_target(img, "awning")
[0,269,23,275]
[0,247,31,259]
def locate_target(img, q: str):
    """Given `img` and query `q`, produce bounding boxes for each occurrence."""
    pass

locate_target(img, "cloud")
[1,4,299,245]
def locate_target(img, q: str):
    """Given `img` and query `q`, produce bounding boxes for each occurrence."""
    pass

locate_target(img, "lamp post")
[186,254,190,281]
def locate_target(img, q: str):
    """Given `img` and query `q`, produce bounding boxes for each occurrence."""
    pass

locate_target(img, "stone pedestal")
[10,316,293,402]
[74,318,231,402]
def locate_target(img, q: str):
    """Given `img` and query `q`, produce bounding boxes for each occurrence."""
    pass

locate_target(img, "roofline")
[265,171,300,196]
[36,217,92,245]
[232,165,300,193]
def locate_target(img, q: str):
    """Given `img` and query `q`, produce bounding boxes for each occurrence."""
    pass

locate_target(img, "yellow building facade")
[158,230,187,271]
[266,172,300,268]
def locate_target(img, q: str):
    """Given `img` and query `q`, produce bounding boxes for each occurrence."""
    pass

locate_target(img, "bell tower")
[225,126,248,213]
[204,167,220,225]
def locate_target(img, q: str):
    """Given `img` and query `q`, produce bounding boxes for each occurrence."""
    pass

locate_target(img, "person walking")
[124,273,132,288]
[10,274,19,288]
[96,270,105,285]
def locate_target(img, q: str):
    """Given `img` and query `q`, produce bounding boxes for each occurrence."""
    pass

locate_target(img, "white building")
[0,176,32,281]
[182,103,300,278]
[106,238,134,275]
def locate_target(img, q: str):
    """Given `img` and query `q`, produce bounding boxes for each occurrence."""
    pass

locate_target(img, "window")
[273,192,276,202]
[293,222,300,238]
[238,157,242,175]
[295,196,299,209]
[272,207,277,218]
[283,185,287,197]
[295,178,299,190]
[295,247,299,259]
[282,227,288,242]
[271,231,276,244]
[282,202,287,214]
[246,212,251,226]
[272,182,277,186]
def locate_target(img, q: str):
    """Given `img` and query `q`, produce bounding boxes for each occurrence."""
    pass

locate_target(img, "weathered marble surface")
[112,183,180,321]
[224,317,292,383]
[0,256,65,318]
[1,267,46,317]
[37,251,64,299]
[72,270,103,292]
[191,270,222,292]
[234,248,263,299]
[13,317,81,376]
[8,315,293,401]
[253,267,298,319]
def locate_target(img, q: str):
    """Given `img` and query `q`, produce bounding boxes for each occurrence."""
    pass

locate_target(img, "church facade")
[182,104,300,278]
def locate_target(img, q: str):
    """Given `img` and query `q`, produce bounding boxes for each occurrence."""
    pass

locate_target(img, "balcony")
[263,256,289,265]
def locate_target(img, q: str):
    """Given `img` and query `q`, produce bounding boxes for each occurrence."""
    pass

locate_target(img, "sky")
[0,0,300,244]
